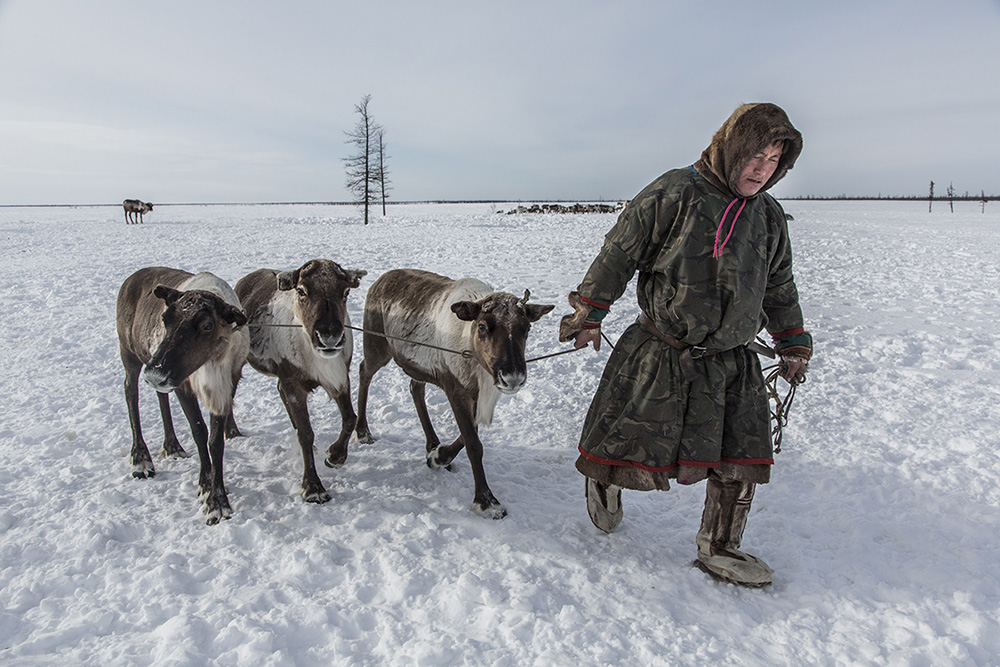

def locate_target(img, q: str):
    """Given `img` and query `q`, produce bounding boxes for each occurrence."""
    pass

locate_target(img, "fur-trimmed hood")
[693,103,802,199]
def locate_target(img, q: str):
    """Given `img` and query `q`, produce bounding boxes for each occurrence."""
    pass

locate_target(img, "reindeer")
[116,267,249,524]
[235,259,367,504]
[123,199,153,224]
[355,269,554,519]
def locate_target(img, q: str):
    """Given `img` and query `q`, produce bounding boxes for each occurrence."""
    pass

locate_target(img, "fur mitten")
[558,291,593,342]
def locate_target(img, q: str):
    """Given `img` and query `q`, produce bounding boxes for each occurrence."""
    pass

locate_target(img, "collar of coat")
[692,103,803,200]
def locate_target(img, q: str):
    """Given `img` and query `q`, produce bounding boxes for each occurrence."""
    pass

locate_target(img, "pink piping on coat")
[713,197,747,259]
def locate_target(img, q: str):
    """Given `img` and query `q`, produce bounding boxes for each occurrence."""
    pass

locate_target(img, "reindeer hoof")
[205,512,230,526]
[303,487,332,504]
[131,461,155,479]
[160,442,188,459]
[426,445,457,470]
[472,503,507,520]
[203,497,233,525]
[325,446,348,468]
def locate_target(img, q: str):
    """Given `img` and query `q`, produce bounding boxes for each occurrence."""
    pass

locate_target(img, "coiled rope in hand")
[762,363,801,453]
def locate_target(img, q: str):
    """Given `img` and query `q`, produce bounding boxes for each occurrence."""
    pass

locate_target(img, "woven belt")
[637,312,721,380]
[637,312,720,355]
[637,312,776,381]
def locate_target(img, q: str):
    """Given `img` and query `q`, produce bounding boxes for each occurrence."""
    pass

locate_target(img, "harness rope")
[246,322,587,364]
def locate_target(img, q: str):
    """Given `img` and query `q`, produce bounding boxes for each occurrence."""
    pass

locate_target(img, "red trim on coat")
[579,447,773,470]
[771,327,805,339]
[578,447,677,472]
[721,456,775,465]
[580,296,610,310]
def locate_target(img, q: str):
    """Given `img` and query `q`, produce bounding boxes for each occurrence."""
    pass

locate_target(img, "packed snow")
[1,200,998,665]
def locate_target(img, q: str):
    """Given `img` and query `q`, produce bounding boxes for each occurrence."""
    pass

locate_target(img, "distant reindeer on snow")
[123,199,154,224]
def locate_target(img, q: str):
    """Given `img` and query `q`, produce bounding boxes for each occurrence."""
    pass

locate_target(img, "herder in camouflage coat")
[560,103,812,587]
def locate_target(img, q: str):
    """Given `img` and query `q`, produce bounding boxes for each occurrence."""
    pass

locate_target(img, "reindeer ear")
[346,269,367,288]
[276,270,298,291]
[221,303,248,327]
[154,285,183,305]
[451,301,481,321]
[525,303,555,322]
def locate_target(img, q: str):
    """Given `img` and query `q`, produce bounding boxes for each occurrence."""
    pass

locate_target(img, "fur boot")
[585,477,622,534]
[695,472,773,587]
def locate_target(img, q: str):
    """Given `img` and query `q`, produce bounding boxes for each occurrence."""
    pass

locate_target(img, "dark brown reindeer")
[355,268,554,519]
[116,267,249,524]
[236,259,367,504]
[123,199,153,224]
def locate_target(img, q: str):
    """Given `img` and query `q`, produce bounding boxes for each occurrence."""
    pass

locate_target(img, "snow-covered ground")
[1,200,998,666]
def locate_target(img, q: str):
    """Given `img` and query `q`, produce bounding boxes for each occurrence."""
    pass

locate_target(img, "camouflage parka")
[574,103,806,490]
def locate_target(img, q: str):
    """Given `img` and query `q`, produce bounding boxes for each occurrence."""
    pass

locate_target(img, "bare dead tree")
[928,181,934,213]
[343,95,382,225]
[947,182,956,213]
[375,127,392,216]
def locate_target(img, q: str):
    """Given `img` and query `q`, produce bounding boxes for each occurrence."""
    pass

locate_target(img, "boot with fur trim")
[585,477,622,533]
[695,473,773,587]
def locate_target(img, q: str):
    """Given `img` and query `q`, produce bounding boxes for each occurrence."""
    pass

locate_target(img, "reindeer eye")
[477,322,488,336]
[200,320,215,333]
[296,287,306,298]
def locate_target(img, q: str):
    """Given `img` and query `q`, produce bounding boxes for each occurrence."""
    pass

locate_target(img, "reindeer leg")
[203,413,232,524]
[224,410,243,439]
[175,386,211,502]
[157,391,188,458]
[278,378,330,504]
[224,365,244,439]
[410,379,443,459]
[123,357,155,478]
[424,381,464,471]
[444,392,505,519]
[325,383,357,468]
[355,352,388,444]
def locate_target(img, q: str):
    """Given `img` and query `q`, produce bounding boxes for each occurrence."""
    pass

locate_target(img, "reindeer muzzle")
[314,330,347,357]
[142,365,178,393]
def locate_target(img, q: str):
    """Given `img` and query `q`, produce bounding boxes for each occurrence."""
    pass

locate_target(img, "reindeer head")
[276,259,366,358]
[143,286,247,392]
[451,289,554,394]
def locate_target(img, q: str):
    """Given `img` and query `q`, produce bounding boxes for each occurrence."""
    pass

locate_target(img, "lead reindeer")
[123,199,153,224]
[116,267,249,524]
[355,268,554,519]
[236,259,367,504]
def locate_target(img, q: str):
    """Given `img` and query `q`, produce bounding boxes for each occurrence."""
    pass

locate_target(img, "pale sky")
[1,0,998,205]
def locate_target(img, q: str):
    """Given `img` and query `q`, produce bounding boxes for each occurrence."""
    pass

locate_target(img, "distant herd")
[116,258,555,525]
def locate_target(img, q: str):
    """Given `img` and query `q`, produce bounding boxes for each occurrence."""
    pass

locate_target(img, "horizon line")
[2,194,998,208]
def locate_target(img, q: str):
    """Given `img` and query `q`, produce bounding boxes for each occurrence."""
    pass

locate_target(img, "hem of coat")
[576,448,771,490]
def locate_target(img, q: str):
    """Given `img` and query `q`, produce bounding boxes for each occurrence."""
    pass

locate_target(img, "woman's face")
[735,141,783,197]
